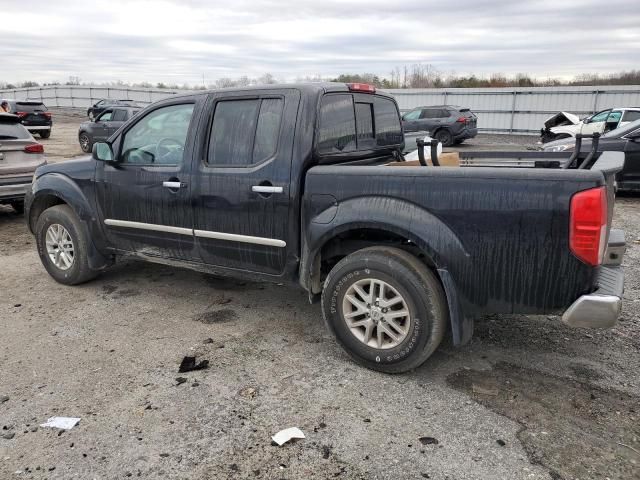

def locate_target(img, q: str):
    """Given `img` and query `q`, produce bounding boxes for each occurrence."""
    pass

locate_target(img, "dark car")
[543,118,640,191]
[87,99,139,120]
[78,106,141,153]
[1,99,52,138]
[25,83,625,373]
[402,105,477,146]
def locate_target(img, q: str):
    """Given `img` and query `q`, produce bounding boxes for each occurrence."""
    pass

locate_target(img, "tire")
[433,129,453,147]
[39,130,51,139]
[79,132,93,153]
[35,204,98,285]
[9,200,24,215]
[321,246,448,373]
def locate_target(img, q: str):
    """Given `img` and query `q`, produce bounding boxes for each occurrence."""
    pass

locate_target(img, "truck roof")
[168,82,396,101]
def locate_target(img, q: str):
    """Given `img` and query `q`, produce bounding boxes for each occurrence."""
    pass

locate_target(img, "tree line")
[1,68,639,91]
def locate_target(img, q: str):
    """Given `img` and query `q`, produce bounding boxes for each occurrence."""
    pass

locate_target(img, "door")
[417,108,440,133]
[604,110,622,133]
[402,109,421,132]
[93,109,114,142]
[95,99,200,260]
[107,108,128,136]
[581,109,611,135]
[192,89,299,275]
[621,128,640,189]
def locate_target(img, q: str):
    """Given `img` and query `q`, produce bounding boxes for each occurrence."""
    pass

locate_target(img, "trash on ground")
[472,384,499,396]
[178,356,209,373]
[40,417,81,430]
[418,436,439,445]
[0,395,9,403]
[239,386,257,398]
[271,427,305,446]
[175,377,188,385]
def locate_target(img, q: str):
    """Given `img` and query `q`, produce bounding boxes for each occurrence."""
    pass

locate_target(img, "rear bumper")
[24,125,51,131]
[561,231,625,328]
[453,127,478,140]
[0,175,32,201]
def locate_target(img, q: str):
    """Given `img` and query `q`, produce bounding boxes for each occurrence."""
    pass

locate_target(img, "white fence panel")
[2,84,640,134]
[385,85,640,134]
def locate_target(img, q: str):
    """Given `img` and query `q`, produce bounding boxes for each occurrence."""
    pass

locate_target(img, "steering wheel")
[155,137,185,162]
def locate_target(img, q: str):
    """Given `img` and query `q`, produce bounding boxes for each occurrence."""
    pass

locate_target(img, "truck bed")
[303,154,623,318]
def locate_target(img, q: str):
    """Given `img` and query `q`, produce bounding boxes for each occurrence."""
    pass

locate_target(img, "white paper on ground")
[40,417,81,430]
[271,427,305,446]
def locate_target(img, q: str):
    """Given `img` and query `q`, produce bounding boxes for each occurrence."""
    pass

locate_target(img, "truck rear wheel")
[321,247,448,373]
[35,204,98,285]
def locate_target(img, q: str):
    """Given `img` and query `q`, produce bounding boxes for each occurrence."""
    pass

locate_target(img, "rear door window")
[622,111,640,122]
[207,97,284,166]
[112,109,127,121]
[420,109,439,119]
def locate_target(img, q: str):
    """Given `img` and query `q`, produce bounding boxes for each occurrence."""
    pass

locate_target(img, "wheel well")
[28,194,66,232]
[310,228,435,294]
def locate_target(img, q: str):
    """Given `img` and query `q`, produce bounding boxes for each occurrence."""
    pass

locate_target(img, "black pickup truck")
[25,83,626,373]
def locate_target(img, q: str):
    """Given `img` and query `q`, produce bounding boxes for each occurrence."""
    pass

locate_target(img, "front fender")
[303,196,474,345]
[28,173,112,270]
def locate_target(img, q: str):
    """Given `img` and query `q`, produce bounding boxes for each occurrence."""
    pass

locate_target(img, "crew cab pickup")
[25,83,626,373]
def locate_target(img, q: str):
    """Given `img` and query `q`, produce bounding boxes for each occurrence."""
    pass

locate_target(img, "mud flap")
[437,268,473,345]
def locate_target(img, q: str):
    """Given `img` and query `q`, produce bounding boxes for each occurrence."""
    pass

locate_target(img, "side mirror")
[92,142,114,162]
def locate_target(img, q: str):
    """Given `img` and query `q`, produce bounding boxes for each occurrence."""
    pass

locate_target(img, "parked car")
[78,106,141,153]
[543,118,640,191]
[541,107,640,143]
[401,105,477,146]
[87,99,139,120]
[1,99,52,139]
[25,83,625,373]
[0,114,46,213]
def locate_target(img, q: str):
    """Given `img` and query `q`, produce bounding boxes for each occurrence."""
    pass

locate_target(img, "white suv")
[541,107,640,143]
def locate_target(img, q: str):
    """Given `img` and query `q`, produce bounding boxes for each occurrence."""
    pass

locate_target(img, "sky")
[1,0,638,85]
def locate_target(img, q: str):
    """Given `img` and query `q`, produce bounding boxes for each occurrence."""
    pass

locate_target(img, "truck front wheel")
[321,247,448,373]
[35,204,98,285]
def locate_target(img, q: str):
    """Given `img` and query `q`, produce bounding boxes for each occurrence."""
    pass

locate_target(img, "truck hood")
[35,155,94,179]
[544,111,581,129]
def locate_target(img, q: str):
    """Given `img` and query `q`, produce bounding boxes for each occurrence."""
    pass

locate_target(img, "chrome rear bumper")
[562,230,625,328]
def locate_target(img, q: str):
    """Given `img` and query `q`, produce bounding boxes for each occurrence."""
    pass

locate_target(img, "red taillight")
[24,143,44,154]
[347,83,376,93]
[456,116,467,123]
[16,111,28,117]
[569,186,607,266]
[42,112,51,119]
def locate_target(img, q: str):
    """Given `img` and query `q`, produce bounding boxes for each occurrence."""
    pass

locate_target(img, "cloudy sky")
[1,0,638,85]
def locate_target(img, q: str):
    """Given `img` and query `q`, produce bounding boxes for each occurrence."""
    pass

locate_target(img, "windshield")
[604,118,640,138]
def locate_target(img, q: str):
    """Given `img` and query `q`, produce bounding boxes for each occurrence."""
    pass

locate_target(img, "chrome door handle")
[163,181,185,189]
[252,185,283,194]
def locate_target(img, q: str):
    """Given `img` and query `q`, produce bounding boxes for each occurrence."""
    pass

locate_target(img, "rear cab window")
[316,93,403,156]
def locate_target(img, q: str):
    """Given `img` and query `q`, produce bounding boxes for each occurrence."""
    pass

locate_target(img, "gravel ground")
[0,114,639,480]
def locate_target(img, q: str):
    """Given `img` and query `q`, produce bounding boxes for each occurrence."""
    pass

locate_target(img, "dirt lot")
[1,115,639,479]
